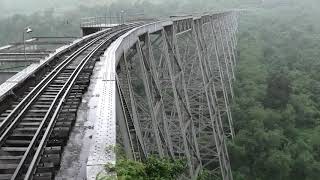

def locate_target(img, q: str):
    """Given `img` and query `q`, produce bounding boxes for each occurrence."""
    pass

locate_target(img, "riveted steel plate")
[86,79,116,178]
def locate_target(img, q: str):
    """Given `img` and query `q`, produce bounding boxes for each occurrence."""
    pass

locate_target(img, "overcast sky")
[0,0,300,18]
[0,0,122,16]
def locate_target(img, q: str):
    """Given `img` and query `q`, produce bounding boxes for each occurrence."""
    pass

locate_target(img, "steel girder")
[114,12,238,180]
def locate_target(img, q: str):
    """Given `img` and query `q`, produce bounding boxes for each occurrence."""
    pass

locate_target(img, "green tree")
[101,156,186,180]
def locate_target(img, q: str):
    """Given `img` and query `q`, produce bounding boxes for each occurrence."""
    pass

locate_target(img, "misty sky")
[0,0,122,16]
[0,0,232,17]
[0,0,307,18]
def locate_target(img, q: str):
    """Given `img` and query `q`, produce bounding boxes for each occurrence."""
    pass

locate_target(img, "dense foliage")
[229,2,320,180]
[97,156,186,180]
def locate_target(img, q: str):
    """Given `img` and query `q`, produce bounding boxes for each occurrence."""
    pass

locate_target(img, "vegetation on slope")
[229,2,320,180]
[96,155,187,180]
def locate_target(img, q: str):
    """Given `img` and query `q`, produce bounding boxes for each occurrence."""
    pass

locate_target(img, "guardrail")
[80,14,156,28]
[80,16,120,27]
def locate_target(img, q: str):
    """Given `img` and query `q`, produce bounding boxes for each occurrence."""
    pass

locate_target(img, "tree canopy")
[229,2,320,179]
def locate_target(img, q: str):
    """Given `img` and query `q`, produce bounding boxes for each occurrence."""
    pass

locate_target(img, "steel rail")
[0,37,103,145]
[0,24,138,179]
[0,24,135,179]
[22,26,137,180]
[0,21,143,179]
[10,26,133,180]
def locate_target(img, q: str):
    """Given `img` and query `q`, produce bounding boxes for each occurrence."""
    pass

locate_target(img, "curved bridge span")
[88,11,238,180]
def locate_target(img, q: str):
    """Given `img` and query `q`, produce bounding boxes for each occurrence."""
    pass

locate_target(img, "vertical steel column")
[136,39,164,157]
[221,20,235,80]
[175,22,217,178]
[230,13,238,47]
[209,17,235,139]
[161,27,194,176]
[199,16,235,139]
[122,52,147,158]
[172,21,201,163]
[214,19,234,99]
[144,32,175,157]
[225,15,237,67]
[192,17,233,180]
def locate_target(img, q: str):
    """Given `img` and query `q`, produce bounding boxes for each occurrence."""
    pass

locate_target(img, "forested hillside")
[229,1,320,180]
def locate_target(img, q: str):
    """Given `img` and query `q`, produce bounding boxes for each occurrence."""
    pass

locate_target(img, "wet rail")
[0,24,138,180]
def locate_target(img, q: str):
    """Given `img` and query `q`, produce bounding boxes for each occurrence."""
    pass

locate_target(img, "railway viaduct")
[0,11,238,180]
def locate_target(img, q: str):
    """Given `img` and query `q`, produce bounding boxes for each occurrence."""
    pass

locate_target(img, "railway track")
[0,24,137,180]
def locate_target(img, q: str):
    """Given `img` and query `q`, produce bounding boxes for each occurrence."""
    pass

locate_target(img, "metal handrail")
[80,14,149,28]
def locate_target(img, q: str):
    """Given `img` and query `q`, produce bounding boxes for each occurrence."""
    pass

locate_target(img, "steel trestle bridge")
[0,11,238,180]
[90,11,238,180]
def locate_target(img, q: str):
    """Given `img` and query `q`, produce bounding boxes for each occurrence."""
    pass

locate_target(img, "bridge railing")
[80,14,160,28]
[80,16,121,27]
